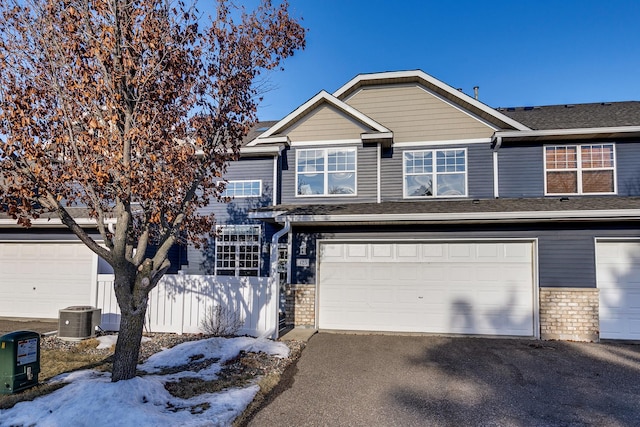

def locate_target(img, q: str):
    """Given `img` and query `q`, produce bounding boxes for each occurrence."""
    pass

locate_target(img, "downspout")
[268,219,291,339]
[493,135,502,198]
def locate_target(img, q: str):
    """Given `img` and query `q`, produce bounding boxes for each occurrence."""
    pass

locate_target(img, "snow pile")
[0,337,289,427]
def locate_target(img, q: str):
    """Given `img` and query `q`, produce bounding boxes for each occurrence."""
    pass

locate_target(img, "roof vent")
[564,104,575,108]
[559,197,570,202]
[601,102,612,106]
[507,107,516,111]
[524,106,534,111]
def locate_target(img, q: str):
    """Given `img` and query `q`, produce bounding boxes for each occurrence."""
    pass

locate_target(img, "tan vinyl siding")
[285,104,371,142]
[344,84,495,142]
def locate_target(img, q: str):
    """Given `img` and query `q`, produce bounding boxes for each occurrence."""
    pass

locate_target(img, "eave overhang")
[251,209,640,226]
[493,126,640,143]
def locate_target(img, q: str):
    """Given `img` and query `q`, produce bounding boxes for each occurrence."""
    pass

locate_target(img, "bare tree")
[0,0,304,381]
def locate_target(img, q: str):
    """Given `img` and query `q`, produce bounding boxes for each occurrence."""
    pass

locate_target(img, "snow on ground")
[0,337,289,427]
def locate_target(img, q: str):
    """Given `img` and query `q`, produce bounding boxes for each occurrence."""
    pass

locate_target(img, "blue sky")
[252,0,640,120]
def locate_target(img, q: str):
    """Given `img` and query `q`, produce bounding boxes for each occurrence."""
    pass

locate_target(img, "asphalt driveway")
[247,333,640,426]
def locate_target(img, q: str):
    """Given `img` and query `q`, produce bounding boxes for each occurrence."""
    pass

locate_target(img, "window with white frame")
[221,180,262,198]
[215,225,261,276]
[296,148,357,196]
[545,144,615,195]
[403,149,467,198]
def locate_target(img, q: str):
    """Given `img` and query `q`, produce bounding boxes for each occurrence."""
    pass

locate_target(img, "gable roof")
[333,70,531,132]
[248,90,392,147]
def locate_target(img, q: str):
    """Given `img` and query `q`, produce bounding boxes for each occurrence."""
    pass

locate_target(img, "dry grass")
[0,340,113,410]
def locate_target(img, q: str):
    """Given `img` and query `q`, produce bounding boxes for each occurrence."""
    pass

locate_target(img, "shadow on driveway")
[247,333,640,426]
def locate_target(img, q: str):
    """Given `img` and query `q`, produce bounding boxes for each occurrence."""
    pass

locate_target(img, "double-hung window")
[221,180,262,198]
[403,149,467,198]
[545,144,615,195]
[296,148,357,196]
[215,225,261,276]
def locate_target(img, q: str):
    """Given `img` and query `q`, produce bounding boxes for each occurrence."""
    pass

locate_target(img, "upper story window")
[403,149,467,198]
[215,225,261,276]
[296,148,357,196]
[545,144,615,195]
[221,180,262,198]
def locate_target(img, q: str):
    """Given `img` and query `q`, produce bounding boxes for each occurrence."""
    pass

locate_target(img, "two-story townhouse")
[3,69,640,342]
[233,70,640,342]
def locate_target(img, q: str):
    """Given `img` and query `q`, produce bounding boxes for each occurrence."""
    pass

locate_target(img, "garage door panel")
[0,242,95,318]
[319,241,535,337]
[597,241,640,339]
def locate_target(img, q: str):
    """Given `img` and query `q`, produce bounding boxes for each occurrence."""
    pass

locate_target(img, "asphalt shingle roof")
[256,197,640,219]
[498,101,640,130]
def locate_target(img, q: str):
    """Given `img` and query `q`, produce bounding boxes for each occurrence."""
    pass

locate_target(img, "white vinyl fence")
[95,274,278,338]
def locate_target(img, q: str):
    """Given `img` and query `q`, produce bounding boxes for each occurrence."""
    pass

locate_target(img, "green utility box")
[0,331,41,394]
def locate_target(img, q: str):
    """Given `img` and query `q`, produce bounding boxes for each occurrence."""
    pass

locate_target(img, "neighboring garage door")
[318,241,535,336]
[0,242,96,318]
[597,241,640,340]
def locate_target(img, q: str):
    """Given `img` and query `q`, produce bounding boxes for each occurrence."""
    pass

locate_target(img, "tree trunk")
[111,305,147,381]
[111,270,151,382]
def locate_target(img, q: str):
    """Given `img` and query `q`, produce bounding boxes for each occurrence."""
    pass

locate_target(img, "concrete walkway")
[247,333,640,426]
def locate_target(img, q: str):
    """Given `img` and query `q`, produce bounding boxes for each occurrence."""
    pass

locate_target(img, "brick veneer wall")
[539,287,599,342]
[284,284,315,327]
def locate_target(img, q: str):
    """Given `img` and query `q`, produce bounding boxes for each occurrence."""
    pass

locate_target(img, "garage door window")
[404,149,467,198]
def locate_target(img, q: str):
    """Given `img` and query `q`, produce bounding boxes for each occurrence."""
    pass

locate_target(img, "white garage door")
[597,241,640,340]
[0,242,96,318]
[319,241,535,336]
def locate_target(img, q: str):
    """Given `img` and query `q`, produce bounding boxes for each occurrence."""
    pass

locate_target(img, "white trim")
[393,137,492,148]
[493,150,499,198]
[90,252,99,308]
[272,156,278,207]
[250,135,290,145]
[332,70,530,131]
[295,147,358,198]
[594,237,640,243]
[239,145,283,156]
[0,218,115,228]
[290,139,362,147]
[377,143,381,204]
[495,125,640,140]
[275,209,640,224]
[543,143,617,196]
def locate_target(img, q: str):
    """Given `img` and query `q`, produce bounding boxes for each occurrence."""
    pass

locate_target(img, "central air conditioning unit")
[58,306,102,341]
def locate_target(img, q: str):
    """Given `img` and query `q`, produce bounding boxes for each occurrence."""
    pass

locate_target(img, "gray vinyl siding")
[290,223,640,287]
[280,144,378,205]
[615,140,640,196]
[184,156,276,275]
[498,144,544,197]
[498,140,640,197]
[380,143,494,201]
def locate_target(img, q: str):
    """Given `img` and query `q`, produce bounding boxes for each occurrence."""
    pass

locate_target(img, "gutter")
[268,220,290,339]
[270,209,640,225]
[0,217,116,228]
[494,125,640,141]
